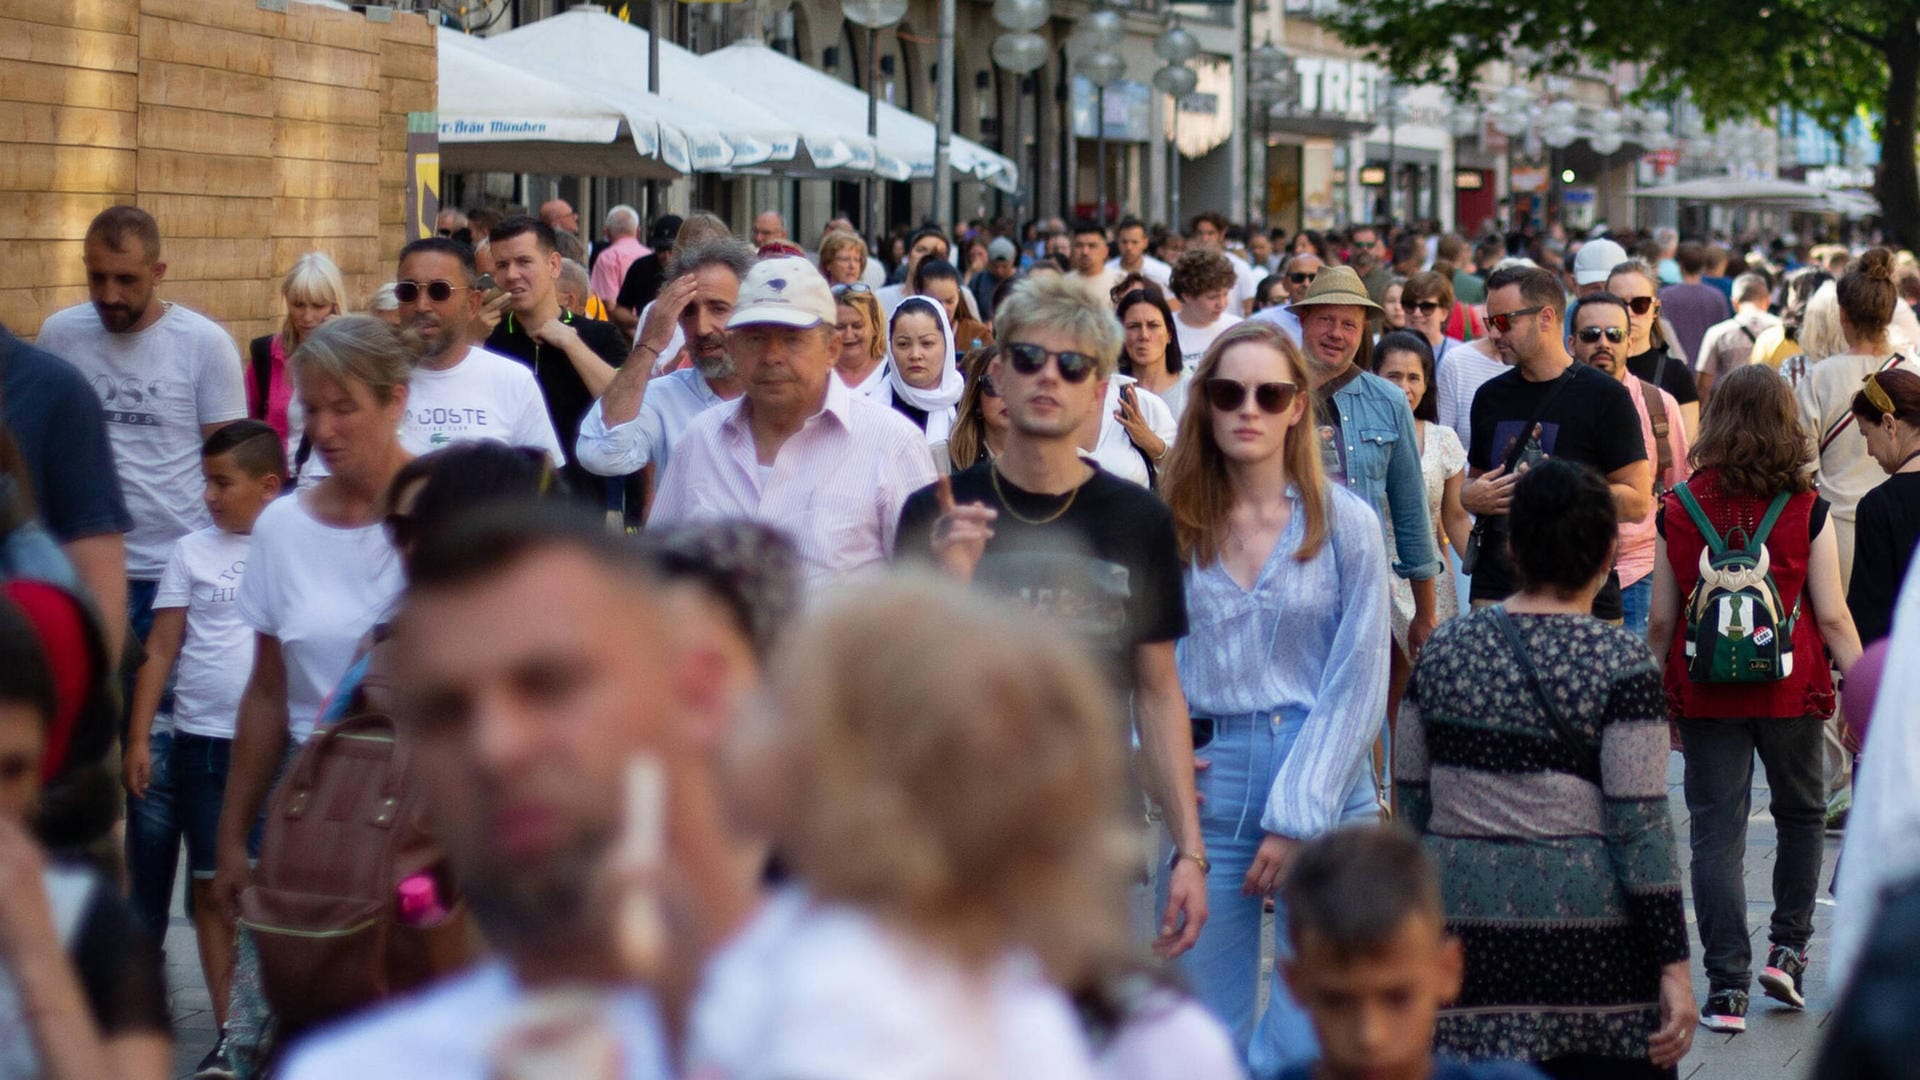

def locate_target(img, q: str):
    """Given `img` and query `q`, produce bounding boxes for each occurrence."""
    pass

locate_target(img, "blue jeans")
[1167,708,1380,1079]
[125,729,252,945]
[1619,576,1652,637]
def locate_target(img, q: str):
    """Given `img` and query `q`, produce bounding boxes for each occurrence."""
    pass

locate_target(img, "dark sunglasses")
[831,282,873,297]
[1288,271,1317,284]
[1621,295,1656,315]
[394,279,467,303]
[1004,341,1099,383]
[1400,299,1444,314]
[979,376,1001,399]
[1204,378,1300,414]
[1576,326,1628,344]
[1487,305,1546,333]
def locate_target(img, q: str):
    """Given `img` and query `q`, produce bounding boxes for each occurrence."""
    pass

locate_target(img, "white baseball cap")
[1572,238,1629,286]
[727,256,837,329]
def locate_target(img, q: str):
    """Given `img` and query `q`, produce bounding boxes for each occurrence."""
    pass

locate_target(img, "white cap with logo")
[1572,238,1630,286]
[727,256,837,329]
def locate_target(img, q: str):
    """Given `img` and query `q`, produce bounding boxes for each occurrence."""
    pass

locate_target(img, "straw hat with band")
[1288,265,1383,313]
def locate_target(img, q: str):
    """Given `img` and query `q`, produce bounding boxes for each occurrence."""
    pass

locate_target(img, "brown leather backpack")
[238,710,474,1034]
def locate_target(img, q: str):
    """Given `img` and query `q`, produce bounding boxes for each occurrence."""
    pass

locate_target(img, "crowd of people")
[1,195,1918,1080]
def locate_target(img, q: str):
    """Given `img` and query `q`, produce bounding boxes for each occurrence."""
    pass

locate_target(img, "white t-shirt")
[691,889,1097,1080]
[1107,256,1172,290]
[402,346,565,464]
[153,527,252,739]
[236,494,404,742]
[1092,376,1178,488]
[280,961,671,1080]
[1174,312,1243,370]
[34,302,247,578]
[1225,251,1261,313]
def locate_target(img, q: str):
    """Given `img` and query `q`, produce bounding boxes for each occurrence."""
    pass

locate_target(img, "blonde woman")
[819,229,870,288]
[832,283,887,396]
[1159,320,1390,1071]
[248,252,349,444]
[696,578,1134,1078]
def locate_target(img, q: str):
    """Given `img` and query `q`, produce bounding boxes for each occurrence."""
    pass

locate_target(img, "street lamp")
[1246,40,1296,227]
[1070,8,1125,224]
[991,0,1050,224]
[843,0,909,240]
[1153,24,1198,229]
[1377,78,1407,225]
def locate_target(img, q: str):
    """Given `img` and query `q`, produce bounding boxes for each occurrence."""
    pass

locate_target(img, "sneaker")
[1760,945,1809,1009]
[1701,989,1749,1033]
[192,1034,237,1080]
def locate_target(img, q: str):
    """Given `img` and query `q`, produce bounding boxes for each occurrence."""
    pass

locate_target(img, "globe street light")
[1073,8,1125,225]
[844,0,909,239]
[992,0,1050,224]
[1153,58,1197,227]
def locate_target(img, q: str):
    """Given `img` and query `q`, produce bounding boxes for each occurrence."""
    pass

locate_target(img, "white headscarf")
[885,296,963,444]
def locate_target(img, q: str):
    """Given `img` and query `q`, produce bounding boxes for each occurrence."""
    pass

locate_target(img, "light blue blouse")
[1176,483,1392,839]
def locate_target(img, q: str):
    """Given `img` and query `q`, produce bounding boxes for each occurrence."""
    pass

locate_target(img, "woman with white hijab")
[883,297,965,462]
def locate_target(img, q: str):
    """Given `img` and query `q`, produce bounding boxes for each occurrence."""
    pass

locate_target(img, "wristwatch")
[1171,849,1211,875]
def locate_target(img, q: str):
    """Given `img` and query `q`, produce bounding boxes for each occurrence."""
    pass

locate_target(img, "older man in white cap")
[649,256,937,586]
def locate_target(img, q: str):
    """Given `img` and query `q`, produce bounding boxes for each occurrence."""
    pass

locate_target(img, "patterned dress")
[1397,610,1688,1064]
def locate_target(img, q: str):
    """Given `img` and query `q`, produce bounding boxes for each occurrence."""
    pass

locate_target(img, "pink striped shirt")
[649,373,938,586]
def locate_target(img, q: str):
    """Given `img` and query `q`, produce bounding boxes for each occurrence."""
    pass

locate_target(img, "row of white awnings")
[436,8,1018,192]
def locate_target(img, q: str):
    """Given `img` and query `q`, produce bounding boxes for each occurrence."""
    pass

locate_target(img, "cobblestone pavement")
[164,752,1844,1078]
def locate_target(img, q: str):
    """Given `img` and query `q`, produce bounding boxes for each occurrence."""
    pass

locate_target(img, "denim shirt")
[1327,369,1441,581]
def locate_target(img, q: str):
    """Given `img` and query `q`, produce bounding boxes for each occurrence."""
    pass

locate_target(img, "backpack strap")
[1821,354,1904,453]
[1637,377,1672,488]
[1747,490,1793,552]
[1673,482,1729,555]
[249,336,274,422]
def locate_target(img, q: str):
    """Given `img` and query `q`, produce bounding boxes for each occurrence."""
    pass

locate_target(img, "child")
[1277,826,1545,1080]
[123,419,285,1056]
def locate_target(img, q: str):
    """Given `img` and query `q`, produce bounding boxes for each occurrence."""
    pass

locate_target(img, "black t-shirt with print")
[895,462,1187,692]
[1467,363,1648,613]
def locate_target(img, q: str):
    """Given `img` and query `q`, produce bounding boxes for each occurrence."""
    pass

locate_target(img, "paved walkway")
[162,752,1844,1078]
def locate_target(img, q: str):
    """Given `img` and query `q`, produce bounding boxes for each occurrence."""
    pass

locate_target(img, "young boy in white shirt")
[123,419,285,1038]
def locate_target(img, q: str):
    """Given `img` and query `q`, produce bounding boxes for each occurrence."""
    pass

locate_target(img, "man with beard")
[1570,292,1688,635]
[650,256,935,585]
[576,238,755,481]
[35,206,245,665]
[388,238,564,464]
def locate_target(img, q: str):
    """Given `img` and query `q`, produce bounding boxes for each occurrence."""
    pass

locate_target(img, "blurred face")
[396,549,677,951]
[1283,917,1463,1080]
[890,310,945,390]
[1192,219,1224,250]
[1121,301,1171,376]
[752,213,786,247]
[826,246,864,286]
[298,368,407,478]
[1257,279,1290,311]
[990,326,1108,440]
[287,294,337,339]
[1382,284,1408,331]
[1116,226,1148,266]
[83,238,165,334]
[491,232,561,315]
[1292,234,1318,256]
[203,452,280,534]
[835,301,873,372]
[1044,233,1071,258]
[0,706,43,824]
[1353,228,1386,259]
[1300,306,1368,378]
[1070,232,1109,274]
[1572,303,1630,378]
[908,235,949,277]
[1486,283,1552,365]
[1184,287,1233,325]
[919,277,962,325]
[1157,233,1187,263]
[965,244,988,274]
[1206,340,1306,467]
[398,251,481,360]
[1375,348,1427,416]
[732,323,836,414]
[1402,289,1448,342]
[543,201,579,234]
[679,264,741,374]
[1249,234,1273,265]
[1286,255,1322,304]
[1607,271,1659,354]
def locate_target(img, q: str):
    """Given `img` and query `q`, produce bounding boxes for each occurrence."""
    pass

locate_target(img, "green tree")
[1325,0,1920,243]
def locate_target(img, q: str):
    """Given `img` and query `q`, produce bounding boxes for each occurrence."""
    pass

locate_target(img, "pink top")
[1616,374,1689,588]
[590,235,650,308]
[648,373,937,589]
[249,335,296,442]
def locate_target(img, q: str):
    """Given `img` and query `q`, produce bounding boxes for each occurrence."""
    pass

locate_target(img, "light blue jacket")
[1326,369,1441,581]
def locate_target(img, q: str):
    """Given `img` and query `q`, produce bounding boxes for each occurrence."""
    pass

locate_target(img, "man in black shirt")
[895,272,1208,961]
[1463,264,1651,619]
[483,216,627,502]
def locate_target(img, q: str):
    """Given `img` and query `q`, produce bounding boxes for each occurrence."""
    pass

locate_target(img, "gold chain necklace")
[989,464,1082,525]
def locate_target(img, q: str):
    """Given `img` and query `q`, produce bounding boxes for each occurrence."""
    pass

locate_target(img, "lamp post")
[991,0,1050,228]
[1152,23,1198,229]
[1070,9,1124,225]
[844,0,909,243]
[1377,79,1406,226]
[1246,40,1296,228]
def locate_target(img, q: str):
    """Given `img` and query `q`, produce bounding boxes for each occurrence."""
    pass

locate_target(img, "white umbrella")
[702,41,1019,193]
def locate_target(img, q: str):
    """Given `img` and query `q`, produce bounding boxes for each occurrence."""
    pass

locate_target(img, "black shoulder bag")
[1460,369,1576,575]
[1489,606,1597,775]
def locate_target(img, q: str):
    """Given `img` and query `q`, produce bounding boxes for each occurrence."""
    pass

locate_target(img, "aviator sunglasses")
[1576,326,1628,344]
